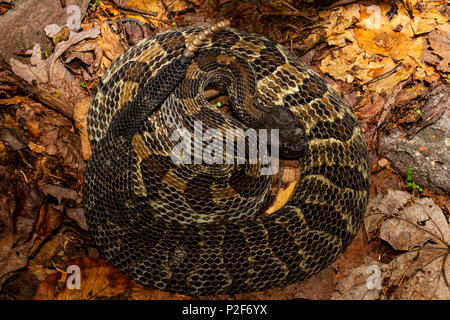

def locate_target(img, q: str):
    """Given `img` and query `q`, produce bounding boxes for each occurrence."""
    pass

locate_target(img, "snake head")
[252,105,308,160]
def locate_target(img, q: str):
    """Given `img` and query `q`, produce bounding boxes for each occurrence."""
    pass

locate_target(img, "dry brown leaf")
[332,257,385,300]
[319,3,446,95]
[264,164,300,215]
[0,127,26,150]
[34,257,129,300]
[0,232,31,288]
[126,0,190,27]
[41,184,78,204]
[387,249,449,299]
[66,208,88,231]
[10,26,97,108]
[363,190,450,299]
[379,197,449,251]
[53,257,130,299]
[95,22,124,73]
[428,23,450,73]
[25,120,40,138]
[33,272,61,300]
[30,204,63,254]
[131,283,191,300]
[0,171,63,288]
[0,96,29,105]
[39,127,59,155]
[35,257,187,300]
[28,231,65,281]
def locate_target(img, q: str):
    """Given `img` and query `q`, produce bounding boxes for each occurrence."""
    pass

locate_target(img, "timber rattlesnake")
[83,21,370,295]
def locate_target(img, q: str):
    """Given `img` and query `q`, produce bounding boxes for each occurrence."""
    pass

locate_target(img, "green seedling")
[406,168,423,192]
[44,39,49,58]
[214,101,223,108]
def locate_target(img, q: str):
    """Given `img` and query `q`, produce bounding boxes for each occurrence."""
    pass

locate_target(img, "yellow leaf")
[55,258,130,300]
[28,142,46,153]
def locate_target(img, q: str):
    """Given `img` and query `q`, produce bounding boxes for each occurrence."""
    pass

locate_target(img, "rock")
[380,105,449,195]
[0,0,90,65]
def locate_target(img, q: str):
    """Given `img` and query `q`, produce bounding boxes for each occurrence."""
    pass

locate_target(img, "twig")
[7,71,73,120]
[160,0,171,13]
[376,78,409,128]
[324,0,359,9]
[109,0,157,17]
[359,62,404,88]
[279,0,300,13]
[259,8,313,20]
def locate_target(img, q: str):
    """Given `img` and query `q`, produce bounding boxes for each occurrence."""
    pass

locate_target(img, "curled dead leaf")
[362,189,450,299]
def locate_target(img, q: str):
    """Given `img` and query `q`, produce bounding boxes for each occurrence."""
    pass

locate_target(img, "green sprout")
[214,101,223,108]
[44,39,49,58]
[407,168,412,181]
[89,0,100,7]
[171,22,177,27]
[416,109,423,117]
[406,168,423,192]
[80,83,87,88]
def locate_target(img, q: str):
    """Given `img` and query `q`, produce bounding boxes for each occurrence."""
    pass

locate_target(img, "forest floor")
[0,0,448,300]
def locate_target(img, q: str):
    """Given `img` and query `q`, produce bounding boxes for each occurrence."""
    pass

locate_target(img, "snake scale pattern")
[83,23,370,296]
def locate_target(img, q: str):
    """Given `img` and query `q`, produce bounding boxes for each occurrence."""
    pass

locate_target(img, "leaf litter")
[0,0,448,300]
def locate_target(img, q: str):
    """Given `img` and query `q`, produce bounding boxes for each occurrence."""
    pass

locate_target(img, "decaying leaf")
[332,257,385,300]
[1,0,448,302]
[35,257,187,300]
[427,23,450,73]
[0,168,63,289]
[41,184,78,205]
[125,0,190,26]
[319,2,446,95]
[340,189,450,300]
[95,22,123,71]
[65,208,88,231]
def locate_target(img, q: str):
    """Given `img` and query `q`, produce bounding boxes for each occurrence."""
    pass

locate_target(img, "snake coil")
[84,21,370,295]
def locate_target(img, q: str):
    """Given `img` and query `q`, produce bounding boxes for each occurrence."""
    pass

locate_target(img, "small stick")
[109,0,158,17]
[6,71,73,119]
[279,0,300,13]
[376,78,408,128]
[359,62,403,88]
[324,0,359,9]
